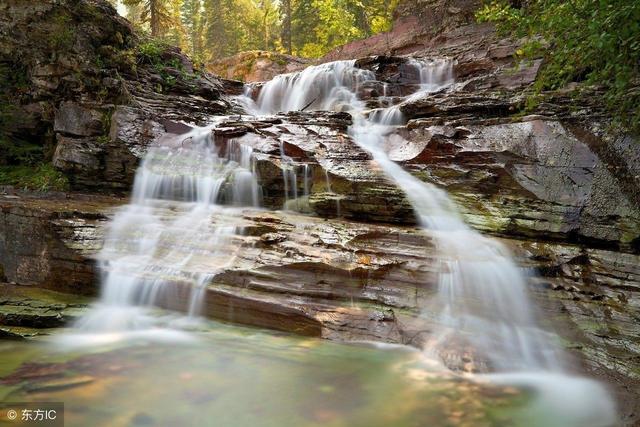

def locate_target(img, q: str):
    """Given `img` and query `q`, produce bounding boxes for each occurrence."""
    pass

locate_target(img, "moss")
[96,135,111,145]
[0,164,69,192]
[49,13,75,52]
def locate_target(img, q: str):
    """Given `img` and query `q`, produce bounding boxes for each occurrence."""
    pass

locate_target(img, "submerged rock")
[0,284,89,338]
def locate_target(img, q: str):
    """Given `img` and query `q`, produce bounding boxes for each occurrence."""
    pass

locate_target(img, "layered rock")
[0,192,119,294]
[212,111,415,222]
[1,0,640,423]
[0,284,89,338]
[397,119,640,252]
[208,51,310,83]
[0,0,232,190]
[1,191,639,419]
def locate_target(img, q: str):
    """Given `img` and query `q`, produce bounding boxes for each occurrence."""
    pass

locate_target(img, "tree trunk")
[281,0,292,55]
[149,0,160,36]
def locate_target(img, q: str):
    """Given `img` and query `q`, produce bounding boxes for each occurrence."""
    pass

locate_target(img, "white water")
[244,59,615,426]
[61,124,262,345]
[56,55,615,425]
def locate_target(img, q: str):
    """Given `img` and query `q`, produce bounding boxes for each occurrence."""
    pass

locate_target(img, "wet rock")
[1,192,639,415]
[396,120,640,251]
[214,112,415,223]
[0,193,120,294]
[0,284,89,335]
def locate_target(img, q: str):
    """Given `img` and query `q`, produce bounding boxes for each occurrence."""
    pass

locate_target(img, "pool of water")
[0,321,541,427]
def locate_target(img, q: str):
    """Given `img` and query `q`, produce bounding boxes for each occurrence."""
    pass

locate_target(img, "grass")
[0,164,69,192]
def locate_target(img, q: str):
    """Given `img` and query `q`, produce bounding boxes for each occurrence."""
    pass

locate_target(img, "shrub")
[477,0,640,132]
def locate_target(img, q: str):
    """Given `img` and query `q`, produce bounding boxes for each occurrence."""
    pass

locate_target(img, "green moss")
[96,135,111,145]
[49,14,75,52]
[0,164,69,192]
[0,137,41,165]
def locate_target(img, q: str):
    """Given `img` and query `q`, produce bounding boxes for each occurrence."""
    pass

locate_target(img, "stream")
[0,59,617,427]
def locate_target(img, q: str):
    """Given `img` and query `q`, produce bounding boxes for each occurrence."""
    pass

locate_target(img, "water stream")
[60,124,262,345]
[30,57,616,426]
[242,59,615,425]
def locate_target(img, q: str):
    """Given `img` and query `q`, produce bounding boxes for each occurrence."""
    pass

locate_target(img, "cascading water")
[243,59,615,426]
[63,124,262,343]
[51,53,616,426]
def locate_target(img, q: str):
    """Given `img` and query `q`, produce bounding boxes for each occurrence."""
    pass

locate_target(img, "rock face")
[0,0,231,190]
[1,192,639,419]
[212,111,415,222]
[208,51,310,83]
[399,120,640,251]
[1,0,640,424]
[322,0,482,61]
[0,193,118,295]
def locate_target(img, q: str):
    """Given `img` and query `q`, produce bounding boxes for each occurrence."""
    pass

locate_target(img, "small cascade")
[250,59,558,370]
[67,125,262,340]
[279,141,298,210]
[252,61,375,114]
[303,164,310,198]
[226,139,262,206]
[245,58,614,425]
[408,58,455,92]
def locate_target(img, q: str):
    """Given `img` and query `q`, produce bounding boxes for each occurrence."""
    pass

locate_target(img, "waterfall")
[65,124,262,342]
[246,59,615,426]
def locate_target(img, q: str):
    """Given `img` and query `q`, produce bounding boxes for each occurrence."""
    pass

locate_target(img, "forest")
[112,0,398,60]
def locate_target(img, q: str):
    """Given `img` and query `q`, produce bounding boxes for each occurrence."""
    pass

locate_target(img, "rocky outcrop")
[221,59,639,252]
[322,0,482,61]
[1,191,639,418]
[0,284,89,338]
[0,192,119,295]
[212,111,414,222]
[398,119,640,252]
[0,0,231,190]
[208,51,310,83]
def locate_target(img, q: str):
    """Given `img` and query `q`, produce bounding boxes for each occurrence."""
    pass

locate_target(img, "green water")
[0,322,536,427]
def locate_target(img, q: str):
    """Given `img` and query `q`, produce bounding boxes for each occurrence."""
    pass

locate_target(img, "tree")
[122,0,174,36]
[182,0,205,59]
[477,0,640,131]
[259,0,278,51]
[280,0,293,54]
[121,0,398,61]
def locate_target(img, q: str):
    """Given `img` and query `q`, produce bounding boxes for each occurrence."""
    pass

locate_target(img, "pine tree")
[280,0,292,54]
[122,0,173,37]
[182,0,205,59]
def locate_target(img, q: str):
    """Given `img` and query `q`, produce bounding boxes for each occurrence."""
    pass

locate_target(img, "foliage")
[119,0,397,60]
[0,164,70,192]
[122,0,178,37]
[136,38,166,64]
[49,13,75,51]
[288,0,396,58]
[477,0,640,131]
